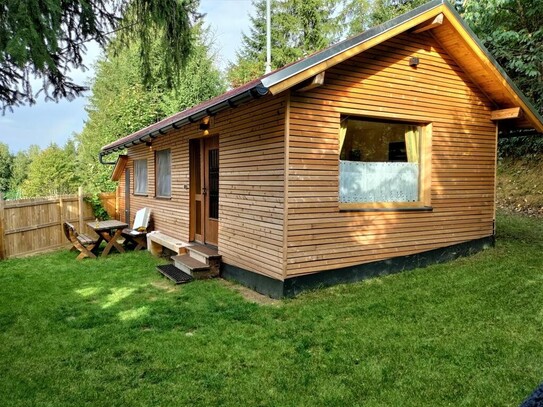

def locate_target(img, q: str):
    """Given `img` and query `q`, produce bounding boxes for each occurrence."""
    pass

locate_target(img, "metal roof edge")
[261,0,445,89]
[441,1,543,129]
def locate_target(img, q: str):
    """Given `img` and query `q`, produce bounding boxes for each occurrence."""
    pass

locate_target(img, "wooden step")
[172,254,218,279]
[187,244,221,265]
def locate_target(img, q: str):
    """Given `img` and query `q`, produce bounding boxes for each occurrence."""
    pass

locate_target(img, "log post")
[0,193,5,259]
[78,187,84,234]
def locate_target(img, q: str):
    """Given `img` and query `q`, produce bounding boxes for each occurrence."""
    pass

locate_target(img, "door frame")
[124,167,130,224]
[189,135,219,245]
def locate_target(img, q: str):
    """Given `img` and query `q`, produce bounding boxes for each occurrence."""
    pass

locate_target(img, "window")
[339,116,430,209]
[156,149,171,198]
[134,159,148,195]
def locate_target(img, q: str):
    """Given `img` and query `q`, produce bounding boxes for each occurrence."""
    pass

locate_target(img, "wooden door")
[190,136,219,245]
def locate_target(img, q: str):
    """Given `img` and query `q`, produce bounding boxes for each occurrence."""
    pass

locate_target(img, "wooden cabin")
[100,0,543,298]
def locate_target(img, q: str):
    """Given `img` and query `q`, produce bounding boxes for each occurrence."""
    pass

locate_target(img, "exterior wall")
[219,95,286,281]
[118,94,286,280]
[120,129,190,238]
[286,32,497,276]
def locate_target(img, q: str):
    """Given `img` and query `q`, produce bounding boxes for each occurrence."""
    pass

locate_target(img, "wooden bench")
[147,231,190,257]
[63,222,98,260]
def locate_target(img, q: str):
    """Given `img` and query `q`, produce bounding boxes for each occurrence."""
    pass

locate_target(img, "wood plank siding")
[114,29,498,282]
[118,94,287,280]
[285,31,497,276]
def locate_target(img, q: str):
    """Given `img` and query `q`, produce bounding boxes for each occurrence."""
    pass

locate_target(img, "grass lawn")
[1,212,542,406]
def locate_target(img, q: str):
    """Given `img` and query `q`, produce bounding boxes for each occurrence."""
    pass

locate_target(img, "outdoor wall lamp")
[200,116,211,136]
[409,57,420,67]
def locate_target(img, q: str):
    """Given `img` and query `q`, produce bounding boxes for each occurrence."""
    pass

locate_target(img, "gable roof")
[100,0,543,157]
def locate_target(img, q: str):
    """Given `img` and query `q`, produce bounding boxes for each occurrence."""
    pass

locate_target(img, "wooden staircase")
[167,244,221,281]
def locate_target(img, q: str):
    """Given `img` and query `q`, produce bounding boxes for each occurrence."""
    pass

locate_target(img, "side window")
[134,159,148,195]
[156,149,171,198]
[339,117,429,207]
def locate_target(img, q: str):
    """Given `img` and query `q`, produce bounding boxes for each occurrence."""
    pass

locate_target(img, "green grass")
[1,212,543,406]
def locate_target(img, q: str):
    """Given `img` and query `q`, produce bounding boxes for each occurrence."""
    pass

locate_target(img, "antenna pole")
[265,0,271,73]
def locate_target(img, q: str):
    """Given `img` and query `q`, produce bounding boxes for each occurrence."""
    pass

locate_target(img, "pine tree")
[227,0,341,87]
[0,0,199,111]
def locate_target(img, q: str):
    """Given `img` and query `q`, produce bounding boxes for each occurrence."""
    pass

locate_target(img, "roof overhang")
[100,83,269,157]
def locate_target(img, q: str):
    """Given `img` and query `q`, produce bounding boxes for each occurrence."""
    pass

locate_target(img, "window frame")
[337,115,432,212]
[133,159,148,196]
[155,149,172,199]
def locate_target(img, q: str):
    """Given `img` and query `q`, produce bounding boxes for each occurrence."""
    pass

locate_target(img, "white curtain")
[156,150,171,197]
[339,161,419,203]
[134,159,148,194]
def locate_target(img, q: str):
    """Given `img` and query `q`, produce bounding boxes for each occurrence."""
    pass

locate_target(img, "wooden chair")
[122,208,151,250]
[63,222,98,260]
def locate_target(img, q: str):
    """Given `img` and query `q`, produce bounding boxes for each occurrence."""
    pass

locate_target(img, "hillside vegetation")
[497,156,543,217]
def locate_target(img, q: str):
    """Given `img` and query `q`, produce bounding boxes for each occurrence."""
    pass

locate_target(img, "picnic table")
[87,220,129,257]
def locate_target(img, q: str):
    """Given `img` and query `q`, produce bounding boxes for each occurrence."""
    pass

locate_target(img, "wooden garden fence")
[0,188,117,259]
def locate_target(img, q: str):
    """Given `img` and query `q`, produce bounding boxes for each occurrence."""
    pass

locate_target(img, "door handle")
[202,187,207,196]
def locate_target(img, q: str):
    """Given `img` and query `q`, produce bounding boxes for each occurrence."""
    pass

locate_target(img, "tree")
[0,0,199,111]
[227,0,341,87]
[75,24,225,193]
[463,0,543,114]
[370,0,428,25]
[8,147,38,198]
[337,0,373,38]
[21,142,80,197]
[0,143,13,193]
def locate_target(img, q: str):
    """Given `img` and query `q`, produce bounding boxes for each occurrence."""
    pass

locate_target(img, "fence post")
[78,187,84,233]
[0,193,5,259]
[59,194,64,241]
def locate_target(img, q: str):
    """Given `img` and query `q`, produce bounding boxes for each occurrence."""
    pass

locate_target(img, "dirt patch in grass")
[218,279,281,306]
[151,279,178,293]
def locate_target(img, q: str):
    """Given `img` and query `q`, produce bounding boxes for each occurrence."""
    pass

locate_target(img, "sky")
[0,0,255,154]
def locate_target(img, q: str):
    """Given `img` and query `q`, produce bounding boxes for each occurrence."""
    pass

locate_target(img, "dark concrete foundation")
[221,236,495,299]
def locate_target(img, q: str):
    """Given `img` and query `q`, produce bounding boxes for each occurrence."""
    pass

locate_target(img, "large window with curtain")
[339,117,426,205]
[155,149,171,198]
[134,159,148,195]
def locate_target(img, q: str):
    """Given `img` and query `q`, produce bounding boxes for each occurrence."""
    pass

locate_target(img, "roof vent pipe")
[265,0,271,74]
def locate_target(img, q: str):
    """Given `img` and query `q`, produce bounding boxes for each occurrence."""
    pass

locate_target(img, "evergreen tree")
[0,0,199,110]
[227,0,341,87]
[370,0,428,25]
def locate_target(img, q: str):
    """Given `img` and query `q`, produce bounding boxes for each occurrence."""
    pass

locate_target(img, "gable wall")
[118,94,286,280]
[286,31,497,276]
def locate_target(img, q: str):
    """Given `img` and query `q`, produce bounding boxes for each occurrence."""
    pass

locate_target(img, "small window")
[339,117,429,207]
[134,159,148,195]
[156,149,171,198]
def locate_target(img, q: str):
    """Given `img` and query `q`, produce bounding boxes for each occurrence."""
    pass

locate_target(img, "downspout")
[98,152,116,165]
